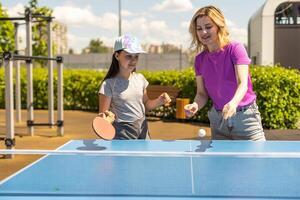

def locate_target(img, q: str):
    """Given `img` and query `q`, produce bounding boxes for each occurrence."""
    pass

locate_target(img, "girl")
[99,35,171,139]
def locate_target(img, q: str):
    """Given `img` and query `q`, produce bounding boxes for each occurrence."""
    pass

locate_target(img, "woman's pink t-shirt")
[194,41,256,110]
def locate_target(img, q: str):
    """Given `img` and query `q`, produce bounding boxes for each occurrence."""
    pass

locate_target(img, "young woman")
[99,35,171,139]
[185,6,265,141]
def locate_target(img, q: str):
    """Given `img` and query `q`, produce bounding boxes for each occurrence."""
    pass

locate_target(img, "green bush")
[250,65,300,129]
[0,65,299,129]
[141,68,210,123]
[0,67,106,111]
[63,69,105,110]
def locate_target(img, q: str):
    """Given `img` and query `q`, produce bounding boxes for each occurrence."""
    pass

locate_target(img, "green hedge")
[251,65,300,129]
[0,65,299,129]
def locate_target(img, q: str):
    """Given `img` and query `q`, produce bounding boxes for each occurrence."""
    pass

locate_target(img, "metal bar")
[26,17,34,136]
[14,60,21,123]
[47,20,54,127]
[0,17,26,21]
[0,16,53,22]
[31,14,54,20]
[27,123,58,127]
[11,54,59,61]
[57,61,64,136]
[4,59,15,158]
[14,23,22,123]
[4,59,14,141]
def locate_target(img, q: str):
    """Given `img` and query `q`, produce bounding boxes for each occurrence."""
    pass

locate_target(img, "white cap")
[114,34,146,54]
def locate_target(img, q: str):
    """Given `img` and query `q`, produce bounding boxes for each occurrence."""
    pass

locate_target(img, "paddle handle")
[98,110,115,124]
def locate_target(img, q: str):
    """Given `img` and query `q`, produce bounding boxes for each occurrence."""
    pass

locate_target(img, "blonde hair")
[189,5,230,52]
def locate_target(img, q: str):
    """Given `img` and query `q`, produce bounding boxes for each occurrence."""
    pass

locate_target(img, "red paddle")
[92,116,116,140]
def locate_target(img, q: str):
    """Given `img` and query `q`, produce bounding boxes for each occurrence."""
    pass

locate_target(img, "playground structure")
[0,8,64,148]
[3,52,64,148]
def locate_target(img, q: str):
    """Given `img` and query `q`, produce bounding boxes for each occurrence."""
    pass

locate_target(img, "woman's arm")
[222,64,248,119]
[185,76,209,117]
[194,76,209,109]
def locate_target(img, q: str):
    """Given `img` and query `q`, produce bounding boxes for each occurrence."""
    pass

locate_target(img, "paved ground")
[0,110,300,180]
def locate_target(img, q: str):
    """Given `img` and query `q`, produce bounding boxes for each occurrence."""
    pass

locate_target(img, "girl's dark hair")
[103,50,137,81]
[103,51,121,81]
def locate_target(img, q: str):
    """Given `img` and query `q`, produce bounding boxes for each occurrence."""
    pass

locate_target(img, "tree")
[27,0,56,65]
[0,3,15,52]
[68,48,74,54]
[83,39,109,54]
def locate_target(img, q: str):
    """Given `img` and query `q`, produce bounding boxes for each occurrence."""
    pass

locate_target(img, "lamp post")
[118,0,122,36]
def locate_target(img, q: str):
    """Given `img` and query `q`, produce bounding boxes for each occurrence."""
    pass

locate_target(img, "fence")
[61,53,189,71]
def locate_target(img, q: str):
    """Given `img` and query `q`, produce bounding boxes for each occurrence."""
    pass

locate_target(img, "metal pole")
[47,18,54,127]
[57,58,64,136]
[14,23,22,123]
[145,53,148,70]
[25,8,34,136]
[179,45,182,70]
[118,0,122,36]
[4,56,15,152]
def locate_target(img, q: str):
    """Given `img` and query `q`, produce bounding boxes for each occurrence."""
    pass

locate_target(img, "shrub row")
[0,65,299,129]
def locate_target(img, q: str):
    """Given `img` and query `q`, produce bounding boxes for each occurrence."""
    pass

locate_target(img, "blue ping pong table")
[1,140,300,199]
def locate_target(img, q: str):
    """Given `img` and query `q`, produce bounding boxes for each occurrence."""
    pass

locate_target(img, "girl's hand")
[98,110,115,123]
[222,102,237,120]
[159,92,172,106]
[184,102,198,118]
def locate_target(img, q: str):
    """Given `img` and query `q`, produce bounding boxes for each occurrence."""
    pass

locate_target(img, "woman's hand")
[222,102,238,120]
[184,102,198,118]
[158,92,172,106]
[98,110,115,123]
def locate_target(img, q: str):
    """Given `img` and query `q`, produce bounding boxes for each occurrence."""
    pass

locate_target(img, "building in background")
[146,44,162,54]
[53,21,68,55]
[248,0,300,69]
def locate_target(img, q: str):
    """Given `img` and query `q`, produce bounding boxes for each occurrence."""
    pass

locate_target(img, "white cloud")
[121,10,132,17]
[53,6,98,27]
[4,3,24,17]
[152,0,193,12]
[121,17,189,48]
[53,6,118,29]
[67,33,91,53]
[97,13,118,30]
[226,18,247,44]
[229,27,247,44]
[225,19,235,27]
[3,3,195,52]
[181,21,190,29]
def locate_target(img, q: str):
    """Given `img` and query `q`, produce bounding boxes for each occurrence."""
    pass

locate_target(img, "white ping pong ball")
[198,128,206,138]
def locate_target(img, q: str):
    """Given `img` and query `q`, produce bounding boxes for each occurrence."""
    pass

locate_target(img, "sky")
[1,0,266,53]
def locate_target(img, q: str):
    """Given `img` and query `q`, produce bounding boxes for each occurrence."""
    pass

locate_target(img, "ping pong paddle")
[92,116,116,140]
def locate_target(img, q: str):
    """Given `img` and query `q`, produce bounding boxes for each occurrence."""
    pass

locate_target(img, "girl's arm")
[99,94,112,113]
[222,64,248,119]
[143,90,170,112]
[99,94,115,122]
